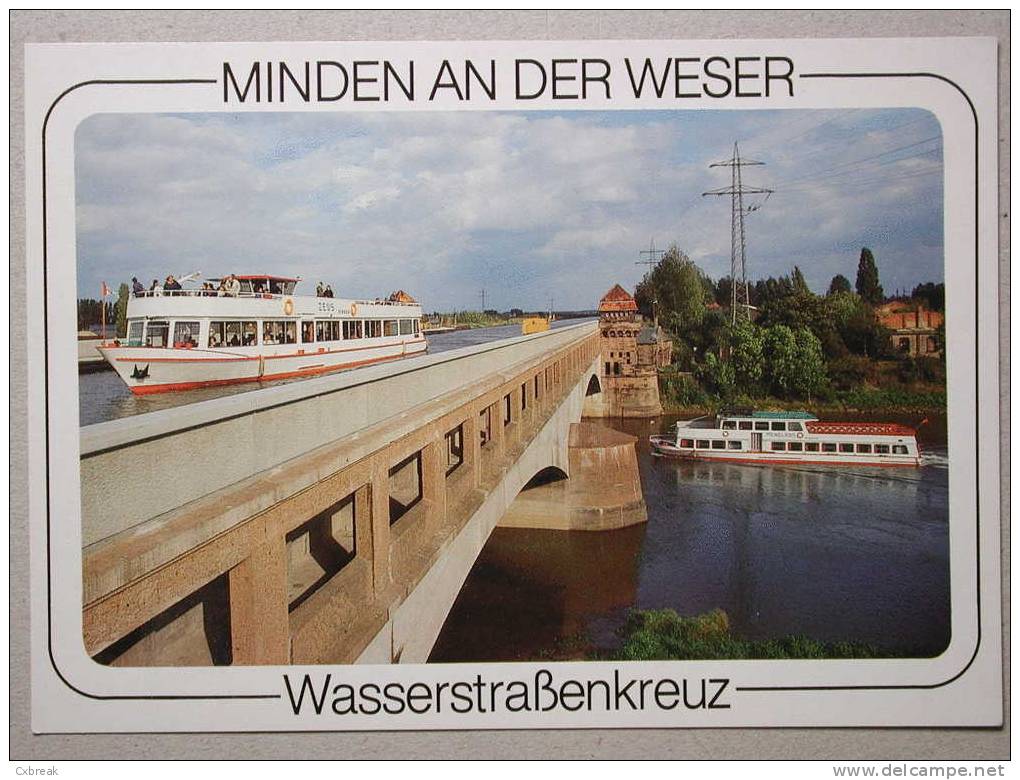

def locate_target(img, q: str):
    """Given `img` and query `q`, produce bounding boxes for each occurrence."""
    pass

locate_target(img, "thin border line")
[42,78,280,701]
[38,71,985,709]
[737,70,981,693]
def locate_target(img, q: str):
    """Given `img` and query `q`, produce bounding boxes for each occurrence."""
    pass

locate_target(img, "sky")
[75,108,943,311]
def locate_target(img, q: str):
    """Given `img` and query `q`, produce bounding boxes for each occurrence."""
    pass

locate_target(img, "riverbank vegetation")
[637,245,946,414]
[426,309,515,329]
[608,609,885,661]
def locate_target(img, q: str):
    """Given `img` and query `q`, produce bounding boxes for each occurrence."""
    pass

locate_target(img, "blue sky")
[75,108,943,311]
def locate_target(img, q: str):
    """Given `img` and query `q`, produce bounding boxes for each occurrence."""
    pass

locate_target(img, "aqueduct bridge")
[80,321,603,667]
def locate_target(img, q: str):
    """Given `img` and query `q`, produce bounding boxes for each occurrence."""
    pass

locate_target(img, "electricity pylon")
[636,238,664,326]
[703,142,773,324]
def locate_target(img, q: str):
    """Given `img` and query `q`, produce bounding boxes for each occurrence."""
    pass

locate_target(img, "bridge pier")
[79,324,604,667]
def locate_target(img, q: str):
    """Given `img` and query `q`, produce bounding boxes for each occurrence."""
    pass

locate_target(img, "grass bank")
[602,609,886,661]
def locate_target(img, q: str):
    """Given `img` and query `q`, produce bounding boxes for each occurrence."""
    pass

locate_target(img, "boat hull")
[649,435,921,467]
[98,338,428,394]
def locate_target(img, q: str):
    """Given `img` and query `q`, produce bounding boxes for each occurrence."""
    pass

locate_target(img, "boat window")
[738,421,753,430]
[892,445,908,455]
[754,421,769,431]
[727,441,742,450]
[711,440,726,449]
[771,441,786,451]
[399,319,414,336]
[127,320,143,346]
[316,320,341,342]
[263,320,297,344]
[225,321,243,346]
[243,321,257,345]
[875,444,890,454]
[805,442,819,452]
[144,320,169,348]
[856,444,872,454]
[173,321,200,348]
[414,320,420,335]
[696,440,710,449]
[343,320,363,339]
[788,442,803,452]
[839,443,854,453]
[301,321,315,343]
[384,320,399,337]
[680,438,694,448]
[284,281,297,295]
[770,421,786,431]
[239,280,254,295]
[822,443,837,453]
[788,422,803,431]
[366,320,382,338]
[721,420,737,430]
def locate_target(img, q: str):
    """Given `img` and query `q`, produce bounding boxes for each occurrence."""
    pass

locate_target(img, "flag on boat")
[100,281,111,297]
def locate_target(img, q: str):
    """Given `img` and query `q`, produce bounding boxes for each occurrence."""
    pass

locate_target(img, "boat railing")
[130,289,421,307]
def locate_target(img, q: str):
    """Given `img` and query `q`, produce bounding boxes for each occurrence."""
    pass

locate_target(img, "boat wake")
[920,451,950,469]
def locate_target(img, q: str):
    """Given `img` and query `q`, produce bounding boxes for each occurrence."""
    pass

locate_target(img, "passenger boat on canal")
[649,408,921,467]
[97,275,427,394]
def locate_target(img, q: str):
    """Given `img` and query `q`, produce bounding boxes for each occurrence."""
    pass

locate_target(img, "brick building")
[877,302,944,358]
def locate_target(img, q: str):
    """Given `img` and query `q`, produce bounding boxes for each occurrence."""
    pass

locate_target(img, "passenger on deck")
[316,282,324,297]
[324,285,334,298]
[164,275,182,292]
[150,279,162,295]
[131,277,144,295]
[226,275,241,297]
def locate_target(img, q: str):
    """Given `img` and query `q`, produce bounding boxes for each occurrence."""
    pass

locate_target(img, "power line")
[770,135,942,188]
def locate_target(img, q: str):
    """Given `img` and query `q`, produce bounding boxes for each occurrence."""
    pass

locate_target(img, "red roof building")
[598,284,638,320]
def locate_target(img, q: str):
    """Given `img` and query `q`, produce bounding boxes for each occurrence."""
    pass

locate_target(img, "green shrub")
[609,608,885,661]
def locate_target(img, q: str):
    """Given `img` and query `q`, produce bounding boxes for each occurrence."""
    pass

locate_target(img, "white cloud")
[75,108,943,310]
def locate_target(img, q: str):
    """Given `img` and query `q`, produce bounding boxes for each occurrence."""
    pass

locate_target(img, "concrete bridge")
[80,322,605,666]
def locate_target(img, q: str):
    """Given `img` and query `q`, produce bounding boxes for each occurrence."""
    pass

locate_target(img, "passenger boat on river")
[649,408,921,467]
[97,275,427,394]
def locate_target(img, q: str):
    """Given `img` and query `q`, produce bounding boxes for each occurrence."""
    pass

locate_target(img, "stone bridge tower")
[583,284,670,418]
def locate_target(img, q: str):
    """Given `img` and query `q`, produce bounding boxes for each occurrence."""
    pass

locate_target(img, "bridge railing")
[81,323,601,666]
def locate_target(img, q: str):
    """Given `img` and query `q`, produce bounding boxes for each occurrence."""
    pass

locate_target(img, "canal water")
[78,320,590,426]
[429,414,950,662]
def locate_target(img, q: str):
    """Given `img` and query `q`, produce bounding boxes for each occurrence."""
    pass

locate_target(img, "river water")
[429,414,950,662]
[78,320,590,426]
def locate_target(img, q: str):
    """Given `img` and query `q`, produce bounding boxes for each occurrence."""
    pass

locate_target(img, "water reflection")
[429,525,646,662]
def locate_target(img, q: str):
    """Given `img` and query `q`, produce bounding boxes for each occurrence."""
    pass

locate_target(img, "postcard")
[24,35,1002,732]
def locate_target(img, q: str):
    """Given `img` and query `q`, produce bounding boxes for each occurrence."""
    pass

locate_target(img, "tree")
[115,283,130,338]
[696,351,735,399]
[729,320,765,394]
[762,325,799,397]
[911,281,945,311]
[791,327,827,400]
[642,245,705,335]
[791,266,811,296]
[828,274,852,295]
[855,247,884,305]
[840,307,893,358]
[714,275,734,308]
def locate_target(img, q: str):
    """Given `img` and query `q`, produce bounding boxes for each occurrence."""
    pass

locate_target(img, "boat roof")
[718,409,817,420]
[207,274,300,282]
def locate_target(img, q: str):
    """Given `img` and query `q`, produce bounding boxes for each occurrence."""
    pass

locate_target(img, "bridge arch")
[520,465,569,491]
[585,374,602,396]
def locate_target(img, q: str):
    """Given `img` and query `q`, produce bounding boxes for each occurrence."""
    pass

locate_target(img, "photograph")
[75,107,950,668]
